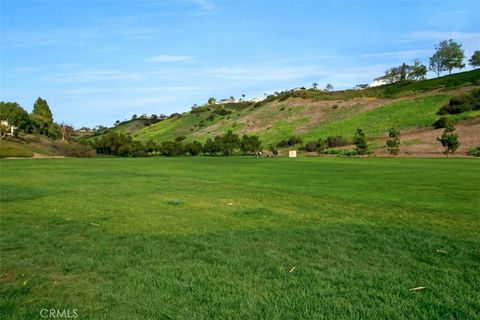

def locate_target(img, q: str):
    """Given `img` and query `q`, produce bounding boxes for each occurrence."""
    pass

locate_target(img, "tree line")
[377,40,480,84]
[90,130,263,157]
[0,98,74,140]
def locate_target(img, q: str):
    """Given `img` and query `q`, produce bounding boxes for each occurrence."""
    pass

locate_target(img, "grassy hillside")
[113,119,160,135]
[0,140,34,158]
[131,69,480,146]
[1,157,479,318]
[0,135,95,158]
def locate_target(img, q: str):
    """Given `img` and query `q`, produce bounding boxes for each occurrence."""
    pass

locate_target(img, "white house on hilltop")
[368,78,391,87]
[0,120,17,137]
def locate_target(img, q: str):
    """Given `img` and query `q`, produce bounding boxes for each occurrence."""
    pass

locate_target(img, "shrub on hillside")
[268,144,278,156]
[276,136,303,148]
[92,131,146,157]
[144,140,158,153]
[56,142,96,157]
[322,149,358,156]
[203,138,221,155]
[184,141,203,156]
[160,140,184,156]
[354,129,368,156]
[240,134,262,155]
[302,139,326,153]
[276,139,289,148]
[213,108,232,116]
[432,116,456,129]
[288,136,303,146]
[325,135,349,148]
[467,145,480,157]
[191,105,211,114]
[437,89,480,115]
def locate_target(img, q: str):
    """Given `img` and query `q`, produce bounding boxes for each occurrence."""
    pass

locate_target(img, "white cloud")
[145,55,193,62]
[62,86,205,95]
[405,31,480,42]
[204,66,326,81]
[42,70,147,83]
[190,0,215,10]
[362,49,432,59]
[14,63,79,73]
[2,26,157,48]
[402,30,480,57]
[90,96,179,110]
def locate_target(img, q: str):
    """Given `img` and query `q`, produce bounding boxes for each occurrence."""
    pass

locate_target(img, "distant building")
[0,120,16,136]
[368,78,391,87]
[219,98,240,104]
[249,97,264,103]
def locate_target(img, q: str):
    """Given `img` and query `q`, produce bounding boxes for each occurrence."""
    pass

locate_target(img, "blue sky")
[1,0,479,128]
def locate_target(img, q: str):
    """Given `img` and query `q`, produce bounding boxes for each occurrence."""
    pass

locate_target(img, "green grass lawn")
[1,157,479,319]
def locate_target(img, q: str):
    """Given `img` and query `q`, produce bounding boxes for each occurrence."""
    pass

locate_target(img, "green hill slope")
[132,69,480,146]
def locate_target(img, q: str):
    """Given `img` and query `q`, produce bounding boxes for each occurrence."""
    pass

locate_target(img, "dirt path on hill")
[3,153,66,160]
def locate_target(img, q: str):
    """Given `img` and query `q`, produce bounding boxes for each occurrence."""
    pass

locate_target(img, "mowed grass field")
[0,157,479,319]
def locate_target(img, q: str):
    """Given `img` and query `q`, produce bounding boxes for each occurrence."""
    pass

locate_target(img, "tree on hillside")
[30,97,55,136]
[203,138,220,156]
[399,63,408,81]
[159,141,183,156]
[386,127,401,156]
[354,129,368,156]
[60,123,74,141]
[144,140,158,153]
[408,59,427,80]
[325,83,334,91]
[185,140,203,156]
[312,82,318,90]
[92,131,145,157]
[429,51,445,78]
[469,50,480,68]
[32,97,53,121]
[377,66,403,84]
[240,134,262,155]
[429,39,465,76]
[208,97,217,105]
[316,138,327,155]
[378,61,427,83]
[437,124,460,157]
[268,144,278,156]
[0,101,32,132]
[217,130,240,156]
[0,121,14,140]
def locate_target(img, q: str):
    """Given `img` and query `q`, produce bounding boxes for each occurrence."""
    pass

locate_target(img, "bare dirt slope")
[375,118,480,157]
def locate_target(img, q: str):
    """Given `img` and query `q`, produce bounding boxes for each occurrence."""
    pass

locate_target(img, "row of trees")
[91,124,463,158]
[283,124,460,157]
[0,98,74,140]
[91,130,263,157]
[378,40,479,83]
[385,125,460,157]
[378,60,428,84]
